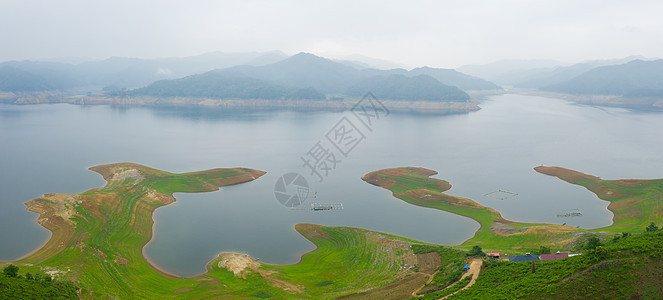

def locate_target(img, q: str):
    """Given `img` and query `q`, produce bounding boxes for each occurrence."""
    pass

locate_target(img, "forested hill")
[542,59,663,97]
[346,74,470,102]
[132,53,475,102]
[130,71,326,100]
[226,52,360,94]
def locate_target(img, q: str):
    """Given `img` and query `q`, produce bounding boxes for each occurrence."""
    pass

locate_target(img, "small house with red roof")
[539,252,569,261]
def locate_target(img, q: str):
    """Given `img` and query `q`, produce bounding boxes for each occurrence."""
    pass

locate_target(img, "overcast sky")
[1,0,662,68]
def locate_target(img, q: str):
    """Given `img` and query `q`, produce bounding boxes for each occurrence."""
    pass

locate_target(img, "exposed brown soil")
[534,166,600,183]
[204,168,267,188]
[397,189,474,207]
[23,196,78,262]
[491,221,528,235]
[339,273,430,300]
[217,253,260,278]
[362,167,449,192]
[608,198,643,210]
[295,223,331,240]
[534,166,631,200]
[415,252,442,274]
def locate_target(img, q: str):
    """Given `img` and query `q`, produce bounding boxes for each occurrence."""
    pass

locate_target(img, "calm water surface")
[2,94,663,277]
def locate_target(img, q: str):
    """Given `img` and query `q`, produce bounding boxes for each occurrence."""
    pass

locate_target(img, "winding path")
[440,259,483,299]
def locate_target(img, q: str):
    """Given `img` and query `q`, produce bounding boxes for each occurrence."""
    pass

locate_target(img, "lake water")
[2,94,663,277]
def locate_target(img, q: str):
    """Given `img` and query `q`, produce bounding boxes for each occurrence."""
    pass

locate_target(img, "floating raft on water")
[557,209,583,218]
[310,203,344,211]
[484,189,518,200]
[290,203,344,211]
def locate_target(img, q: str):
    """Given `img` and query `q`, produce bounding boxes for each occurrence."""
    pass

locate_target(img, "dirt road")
[440,258,483,299]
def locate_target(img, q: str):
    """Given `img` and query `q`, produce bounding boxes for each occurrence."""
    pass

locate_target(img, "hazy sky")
[1,0,662,68]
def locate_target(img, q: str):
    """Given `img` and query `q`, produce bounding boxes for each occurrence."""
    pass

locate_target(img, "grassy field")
[1,163,448,298]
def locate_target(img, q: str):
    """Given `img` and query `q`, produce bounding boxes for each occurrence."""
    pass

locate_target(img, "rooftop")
[540,253,569,261]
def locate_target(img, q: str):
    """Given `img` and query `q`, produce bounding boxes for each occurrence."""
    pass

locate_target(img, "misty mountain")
[409,67,501,90]
[356,67,500,91]
[514,56,649,88]
[134,53,473,101]
[1,51,487,102]
[227,53,360,94]
[346,74,470,101]
[0,51,288,91]
[226,52,495,94]
[131,70,325,100]
[458,59,569,85]
[542,59,663,97]
[341,54,409,70]
[75,51,288,88]
[0,62,79,91]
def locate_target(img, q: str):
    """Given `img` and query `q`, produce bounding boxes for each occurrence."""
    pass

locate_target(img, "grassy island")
[362,166,663,252]
[362,167,586,251]
[534,166,663,232]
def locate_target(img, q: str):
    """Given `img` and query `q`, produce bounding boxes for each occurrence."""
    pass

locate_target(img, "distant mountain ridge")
[542,59,663,97]
[0,51,289,91]
[515,56,649,89]
[458,59,569,85]
[346,74,470,101]
[0,52,498,104]
[409,67,500,91]
[131,70,326,100]
[134,53,486,102]
[226,53,359,94]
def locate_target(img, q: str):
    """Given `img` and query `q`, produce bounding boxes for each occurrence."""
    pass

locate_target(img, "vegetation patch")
[447,231,663,299]
[0,264,78,299]
[362,167,586,253]
[421,275,472,299]
[414,245,466,294]
[534,166,663,232]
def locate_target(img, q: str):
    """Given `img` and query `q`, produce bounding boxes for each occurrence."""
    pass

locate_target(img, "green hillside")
[449,231,663,299]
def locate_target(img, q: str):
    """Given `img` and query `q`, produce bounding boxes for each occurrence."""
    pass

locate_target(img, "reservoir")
[2,94,663,277]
